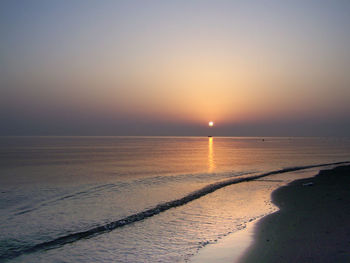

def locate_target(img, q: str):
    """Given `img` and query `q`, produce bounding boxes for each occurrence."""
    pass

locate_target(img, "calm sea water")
[0,136,349,262]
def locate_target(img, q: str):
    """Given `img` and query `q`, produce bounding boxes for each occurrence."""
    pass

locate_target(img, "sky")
[1,0,350,136]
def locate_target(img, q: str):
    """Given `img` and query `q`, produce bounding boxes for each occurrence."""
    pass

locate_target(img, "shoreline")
[239,165,350,262]
[188,220,256,263]
[189,166,328,263]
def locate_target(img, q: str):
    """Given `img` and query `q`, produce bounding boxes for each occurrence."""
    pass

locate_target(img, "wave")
[1,161,348,261]
[12,171,252,217]
[13,183,117,216]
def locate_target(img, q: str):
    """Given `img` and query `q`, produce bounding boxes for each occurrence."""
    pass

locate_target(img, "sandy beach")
[239,165,350,263]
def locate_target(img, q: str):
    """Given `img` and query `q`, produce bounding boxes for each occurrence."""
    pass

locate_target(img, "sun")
[208,121,214,127]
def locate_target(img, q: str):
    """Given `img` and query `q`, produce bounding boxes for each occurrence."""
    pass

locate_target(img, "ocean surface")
[0,136,349,262]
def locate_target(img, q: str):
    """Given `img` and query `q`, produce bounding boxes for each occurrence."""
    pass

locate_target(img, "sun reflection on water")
[208,137,215,172]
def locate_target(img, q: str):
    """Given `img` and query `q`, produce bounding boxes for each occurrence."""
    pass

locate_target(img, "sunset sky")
[1,0,350,136]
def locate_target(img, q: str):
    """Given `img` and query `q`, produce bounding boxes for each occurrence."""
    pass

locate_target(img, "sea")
[0,136,349,262]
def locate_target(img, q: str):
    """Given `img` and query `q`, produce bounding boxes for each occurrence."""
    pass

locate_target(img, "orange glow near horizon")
[2,1,350,136]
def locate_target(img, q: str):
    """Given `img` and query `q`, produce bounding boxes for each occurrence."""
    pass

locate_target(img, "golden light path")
[208,137,215,172]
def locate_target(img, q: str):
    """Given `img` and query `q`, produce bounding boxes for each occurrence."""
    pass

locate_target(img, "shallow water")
[0,136,349,262]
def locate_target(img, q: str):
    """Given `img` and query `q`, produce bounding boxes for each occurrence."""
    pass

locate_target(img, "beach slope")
[239,165,350,263]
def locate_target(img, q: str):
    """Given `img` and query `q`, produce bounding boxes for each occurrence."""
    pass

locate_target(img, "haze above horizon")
[1,0,350,136]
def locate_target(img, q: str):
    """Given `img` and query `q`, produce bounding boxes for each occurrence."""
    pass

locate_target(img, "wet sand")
[239,165,350,263]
